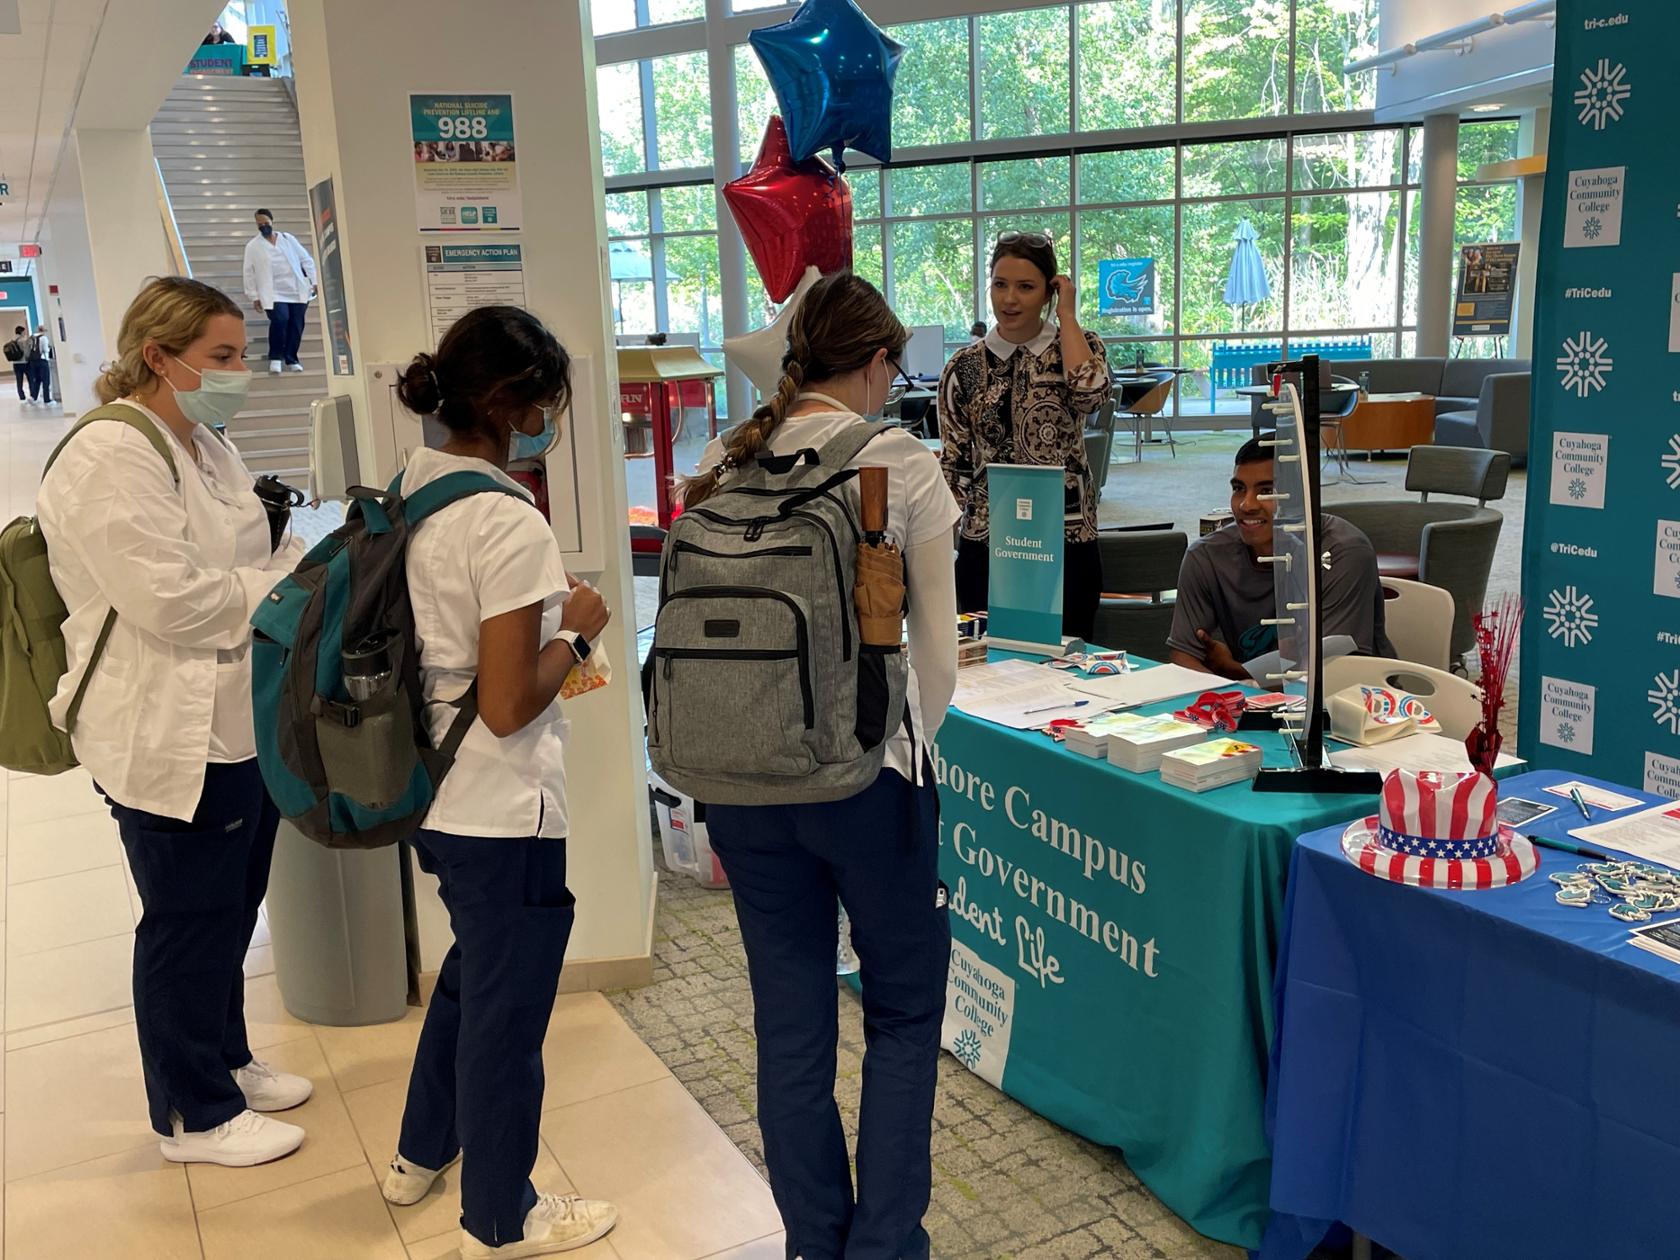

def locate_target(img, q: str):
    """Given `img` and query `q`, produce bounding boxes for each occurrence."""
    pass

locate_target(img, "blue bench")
[1207,337,1373,393]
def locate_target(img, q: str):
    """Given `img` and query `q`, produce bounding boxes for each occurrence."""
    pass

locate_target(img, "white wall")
[1375,0,1555,120]
[35,135,105,414]
[289,0,656,974]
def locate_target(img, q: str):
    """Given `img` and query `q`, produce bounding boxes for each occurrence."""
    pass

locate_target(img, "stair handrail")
[152,152,192,279]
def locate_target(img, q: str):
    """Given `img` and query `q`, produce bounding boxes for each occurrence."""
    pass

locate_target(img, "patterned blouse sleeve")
[1066,331,1112,414]
[937,353,973,504]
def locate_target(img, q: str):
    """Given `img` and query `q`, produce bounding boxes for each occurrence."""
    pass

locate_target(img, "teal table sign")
[986,464,1064,653]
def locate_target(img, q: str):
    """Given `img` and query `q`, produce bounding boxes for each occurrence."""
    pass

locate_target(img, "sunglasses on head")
[996,229,1053,247]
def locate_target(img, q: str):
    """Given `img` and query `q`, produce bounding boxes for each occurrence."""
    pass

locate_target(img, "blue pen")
[1569,786,1593,821]
[1025,699,1090,716]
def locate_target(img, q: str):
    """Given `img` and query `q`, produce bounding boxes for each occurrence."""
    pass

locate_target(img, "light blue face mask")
[509,405,558,461]
[169,357,251,428]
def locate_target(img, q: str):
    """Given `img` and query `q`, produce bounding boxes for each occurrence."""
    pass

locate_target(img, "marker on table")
[1523,833,1612,862]
[1025,698,1090,716]
[1569,786,1593,821]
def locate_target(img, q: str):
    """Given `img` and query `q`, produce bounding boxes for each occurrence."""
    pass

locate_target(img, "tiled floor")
[0,397,783,1259]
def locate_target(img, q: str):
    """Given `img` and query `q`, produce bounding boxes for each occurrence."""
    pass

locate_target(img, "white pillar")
[287,0,655,986]
[1417,113,1460,358]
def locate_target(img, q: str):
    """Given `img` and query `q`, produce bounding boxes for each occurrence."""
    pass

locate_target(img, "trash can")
[266,821,414,1025]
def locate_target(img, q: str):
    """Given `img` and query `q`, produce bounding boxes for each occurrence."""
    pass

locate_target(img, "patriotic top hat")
[1341,769,1537,889]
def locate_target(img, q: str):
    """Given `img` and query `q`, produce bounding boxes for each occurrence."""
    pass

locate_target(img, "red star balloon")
[723,115,853,304]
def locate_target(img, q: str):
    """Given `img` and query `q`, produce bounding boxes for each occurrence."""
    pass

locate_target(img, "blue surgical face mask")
[259,222,273,238]
[509,406,558,461]
[168,356,251,427]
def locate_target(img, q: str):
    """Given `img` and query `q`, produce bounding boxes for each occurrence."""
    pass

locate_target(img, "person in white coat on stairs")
[242,208,316,376]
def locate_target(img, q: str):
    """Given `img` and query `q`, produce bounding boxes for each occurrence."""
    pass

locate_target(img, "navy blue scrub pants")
[266,301,307,366]
[102,759,278,1136]
[708,767,951,1260]
[397,832,574,1247]
[13,362,27,398]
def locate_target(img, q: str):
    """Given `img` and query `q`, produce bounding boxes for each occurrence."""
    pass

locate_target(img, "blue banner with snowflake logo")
[1521,0,1680,794]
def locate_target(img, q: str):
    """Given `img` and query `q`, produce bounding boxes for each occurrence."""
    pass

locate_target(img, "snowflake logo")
[1576,58,1632,130]
[1663,436,1680,489]
[1557,330,1613,397]
[951,1028,984,1070]
[1582,216,1603,240]
[1651,670,1680,735]
[1543,586,1599,648]
[1558,721,1578,745]
[1568,476,1588,501]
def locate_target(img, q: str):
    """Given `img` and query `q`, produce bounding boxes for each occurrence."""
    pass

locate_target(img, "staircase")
[152,75,324,486]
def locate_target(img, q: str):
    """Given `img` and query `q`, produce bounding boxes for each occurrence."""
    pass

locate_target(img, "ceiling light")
[1470,103,1506,112]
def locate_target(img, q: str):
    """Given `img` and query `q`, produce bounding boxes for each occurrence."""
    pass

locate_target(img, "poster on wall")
[1453,242,1520,336]
[1521,0,1680,794]
[247,25,278,67]
[1098,258,1157,319]
[422,243,526,349]
[410,93,522,232]
[309,177,353,375]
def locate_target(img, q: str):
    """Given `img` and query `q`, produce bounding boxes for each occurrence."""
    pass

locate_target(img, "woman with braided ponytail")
[688,272,957,1260]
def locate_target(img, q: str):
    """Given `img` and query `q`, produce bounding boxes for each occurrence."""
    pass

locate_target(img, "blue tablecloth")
[1263,769,1680,1260]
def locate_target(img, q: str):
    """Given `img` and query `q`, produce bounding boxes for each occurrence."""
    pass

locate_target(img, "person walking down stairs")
[242,208,316,376]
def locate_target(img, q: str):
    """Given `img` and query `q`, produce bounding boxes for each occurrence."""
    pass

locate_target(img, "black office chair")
[1091,529,1189,658]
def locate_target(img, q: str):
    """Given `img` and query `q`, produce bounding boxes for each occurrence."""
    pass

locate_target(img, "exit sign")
[18,244,40,258]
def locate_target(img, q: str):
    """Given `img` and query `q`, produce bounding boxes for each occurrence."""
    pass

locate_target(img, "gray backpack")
[649,423,908,806]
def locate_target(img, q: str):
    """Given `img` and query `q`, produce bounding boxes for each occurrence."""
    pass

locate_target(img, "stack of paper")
[1059,713,1136,759]
[1102,714,1209,771]
[952,660,1099,729]
[1629,918,1680,966]
[1160,738,1263,792]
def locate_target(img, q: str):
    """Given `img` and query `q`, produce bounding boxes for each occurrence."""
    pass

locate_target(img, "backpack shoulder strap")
[46,402,181,488]
[814,421,889,471]
[398,470,531,525]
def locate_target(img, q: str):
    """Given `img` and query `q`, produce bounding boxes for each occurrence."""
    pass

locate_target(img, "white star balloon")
[723,265,823,397]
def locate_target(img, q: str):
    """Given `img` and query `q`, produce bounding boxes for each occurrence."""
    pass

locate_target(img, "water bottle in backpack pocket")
[648,424,907,806]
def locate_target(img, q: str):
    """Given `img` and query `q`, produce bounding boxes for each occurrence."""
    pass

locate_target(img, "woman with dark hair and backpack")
[684,272,958,1260]
[379,306,618,1257]
[939,231,1113,639]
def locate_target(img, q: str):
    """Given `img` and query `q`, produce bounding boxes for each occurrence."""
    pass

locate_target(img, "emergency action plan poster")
[410,93,523,232]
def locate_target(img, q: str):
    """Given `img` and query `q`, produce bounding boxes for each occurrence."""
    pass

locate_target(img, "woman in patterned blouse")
[938,232,1113,639]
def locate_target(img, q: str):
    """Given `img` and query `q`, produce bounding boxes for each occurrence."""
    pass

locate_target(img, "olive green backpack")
[0,405,179,775]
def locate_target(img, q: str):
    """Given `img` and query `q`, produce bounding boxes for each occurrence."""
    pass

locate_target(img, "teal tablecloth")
[928,662,1385,1248]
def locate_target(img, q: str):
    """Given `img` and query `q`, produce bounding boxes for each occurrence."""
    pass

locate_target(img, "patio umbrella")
[1222,218,1271,329]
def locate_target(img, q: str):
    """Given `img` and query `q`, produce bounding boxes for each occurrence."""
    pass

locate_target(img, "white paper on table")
[1571,803,1680,870]
[1542,780,1645,813]
[1326,732,1524,776]
[951,660,1115,729]
[1067,662,1215,709]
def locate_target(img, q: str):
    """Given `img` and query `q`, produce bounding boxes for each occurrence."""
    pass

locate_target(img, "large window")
[598,2,1528,419]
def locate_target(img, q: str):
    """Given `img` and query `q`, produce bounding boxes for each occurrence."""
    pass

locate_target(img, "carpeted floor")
[615,431,1525,1257]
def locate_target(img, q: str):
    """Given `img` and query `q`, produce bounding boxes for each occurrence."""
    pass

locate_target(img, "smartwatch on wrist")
[558,630,592,664]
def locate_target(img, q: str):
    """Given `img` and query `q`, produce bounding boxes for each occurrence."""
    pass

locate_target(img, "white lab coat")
[242,231,317,311]
[36,400,305,820]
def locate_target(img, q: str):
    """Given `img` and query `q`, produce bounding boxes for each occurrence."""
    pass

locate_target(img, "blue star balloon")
[748,0,906,172]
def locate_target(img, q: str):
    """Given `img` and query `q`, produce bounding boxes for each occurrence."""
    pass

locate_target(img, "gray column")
[1417,112,1460,358]
[1510,106,1550,360]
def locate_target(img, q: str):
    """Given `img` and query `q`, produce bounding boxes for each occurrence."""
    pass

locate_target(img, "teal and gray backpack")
[251,471,527,849]
[648,423,908,806]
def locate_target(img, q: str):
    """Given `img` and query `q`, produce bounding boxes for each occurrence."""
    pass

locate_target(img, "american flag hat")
[1341,769,1538,890]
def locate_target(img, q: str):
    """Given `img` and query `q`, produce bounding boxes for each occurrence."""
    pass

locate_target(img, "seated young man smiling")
[1167,433,1395,681]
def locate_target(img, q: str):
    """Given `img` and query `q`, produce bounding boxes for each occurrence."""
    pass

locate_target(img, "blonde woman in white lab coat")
[36,277,312,1169]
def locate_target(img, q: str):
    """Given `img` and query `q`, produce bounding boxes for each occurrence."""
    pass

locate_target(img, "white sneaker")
[269,359,283,374]
[234,1057,314,1111]
[382,1150,462,1205]
[287,361,306,372]
[460,1192,619,1257]
[159,1109,304,1167]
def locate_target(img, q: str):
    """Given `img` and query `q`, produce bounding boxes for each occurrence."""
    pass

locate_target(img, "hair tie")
[427,368,445,406]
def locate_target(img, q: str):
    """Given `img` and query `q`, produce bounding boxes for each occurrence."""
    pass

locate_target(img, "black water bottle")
[253,475,306,551]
